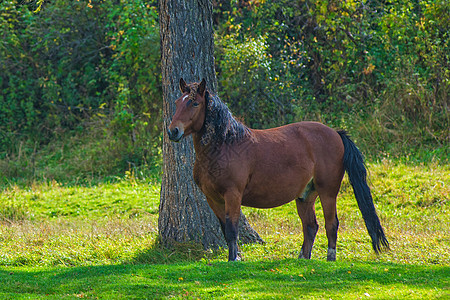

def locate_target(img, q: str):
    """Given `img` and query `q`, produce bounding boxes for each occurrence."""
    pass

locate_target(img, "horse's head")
[168,78,207,142]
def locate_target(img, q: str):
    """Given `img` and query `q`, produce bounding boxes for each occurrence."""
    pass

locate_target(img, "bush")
[0,0,162,182]
[214,0,449,160]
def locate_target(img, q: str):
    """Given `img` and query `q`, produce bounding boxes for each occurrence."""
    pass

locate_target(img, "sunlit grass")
[241,161,449,265]
[0,161,448,298]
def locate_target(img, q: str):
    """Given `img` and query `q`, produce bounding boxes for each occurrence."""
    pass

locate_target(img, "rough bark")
[158,0,263,249]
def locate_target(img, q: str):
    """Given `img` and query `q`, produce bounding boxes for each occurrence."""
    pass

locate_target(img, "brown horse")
[168,78,389,261]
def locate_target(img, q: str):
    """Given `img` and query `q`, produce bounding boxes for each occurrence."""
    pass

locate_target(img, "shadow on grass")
[0,258,448,299]
[129,239,228,266]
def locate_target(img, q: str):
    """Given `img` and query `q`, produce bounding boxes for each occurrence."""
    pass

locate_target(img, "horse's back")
[251,121,344,163]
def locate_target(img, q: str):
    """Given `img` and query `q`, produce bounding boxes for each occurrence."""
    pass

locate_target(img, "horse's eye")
[192,102,199,107]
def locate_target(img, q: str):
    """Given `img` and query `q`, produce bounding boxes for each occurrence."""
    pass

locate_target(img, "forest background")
[0,0,448,185]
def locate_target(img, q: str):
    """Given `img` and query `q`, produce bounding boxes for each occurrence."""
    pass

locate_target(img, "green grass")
[1,260,448,299]
[0,161,448,298]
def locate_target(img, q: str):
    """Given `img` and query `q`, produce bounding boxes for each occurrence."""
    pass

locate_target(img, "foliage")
[214,0,449,160]
[0,0,161,180]
[215,0,306,128]
[104,0,161,170]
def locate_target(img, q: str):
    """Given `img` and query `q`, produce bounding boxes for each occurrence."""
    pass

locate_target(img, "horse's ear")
[179,78,188,93]
[197,78,206,97]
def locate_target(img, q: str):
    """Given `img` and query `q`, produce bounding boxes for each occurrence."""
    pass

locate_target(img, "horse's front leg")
[224,189,242,261]
[205,197,226,235]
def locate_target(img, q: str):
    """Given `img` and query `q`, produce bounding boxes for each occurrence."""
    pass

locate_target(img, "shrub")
[214,0,448,160]
[0,0,162,181]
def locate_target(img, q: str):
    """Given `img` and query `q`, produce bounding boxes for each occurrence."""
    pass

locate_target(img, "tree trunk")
[158,0,263,249]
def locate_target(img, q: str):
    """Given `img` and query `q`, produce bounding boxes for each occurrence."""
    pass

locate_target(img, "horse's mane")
[201,91,251,146]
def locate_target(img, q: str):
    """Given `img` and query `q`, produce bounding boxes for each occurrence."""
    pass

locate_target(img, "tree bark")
[158,0,263,249]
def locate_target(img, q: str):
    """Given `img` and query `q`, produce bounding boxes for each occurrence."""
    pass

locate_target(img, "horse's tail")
[337,130,389,254]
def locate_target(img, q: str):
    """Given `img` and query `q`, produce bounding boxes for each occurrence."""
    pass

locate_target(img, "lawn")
[0,161,448,299]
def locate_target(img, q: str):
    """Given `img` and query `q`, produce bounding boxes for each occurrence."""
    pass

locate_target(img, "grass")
[2,260,448,299]
[0,161,448,298]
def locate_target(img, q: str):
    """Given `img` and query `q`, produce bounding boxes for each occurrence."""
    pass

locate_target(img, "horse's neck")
[192,132,221,160]
[192,132,203,152]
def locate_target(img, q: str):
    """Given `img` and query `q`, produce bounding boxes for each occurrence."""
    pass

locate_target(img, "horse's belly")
[241,192,295,208]
[241,168,311,208]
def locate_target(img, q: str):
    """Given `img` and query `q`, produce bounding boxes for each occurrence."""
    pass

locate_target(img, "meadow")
[0,161,449,299]
[1,1,448,298]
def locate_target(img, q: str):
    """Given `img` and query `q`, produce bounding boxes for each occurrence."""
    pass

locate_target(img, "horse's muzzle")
[168,127,183,142]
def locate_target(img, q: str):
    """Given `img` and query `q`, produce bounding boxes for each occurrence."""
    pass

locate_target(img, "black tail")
[337,131,389,254]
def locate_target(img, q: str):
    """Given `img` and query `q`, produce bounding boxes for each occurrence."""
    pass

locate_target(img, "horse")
[168,78,389,261]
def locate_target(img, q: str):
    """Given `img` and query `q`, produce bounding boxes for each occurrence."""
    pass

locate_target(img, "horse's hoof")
[228,252,242,262]
[327,248,336,261]
[228,256,241,262]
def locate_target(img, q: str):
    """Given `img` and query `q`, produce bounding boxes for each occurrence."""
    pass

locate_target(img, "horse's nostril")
[168,127,181,141]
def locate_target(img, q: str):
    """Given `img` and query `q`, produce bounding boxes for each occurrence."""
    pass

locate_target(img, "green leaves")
[0,0,162,177]
[214,0,448,159]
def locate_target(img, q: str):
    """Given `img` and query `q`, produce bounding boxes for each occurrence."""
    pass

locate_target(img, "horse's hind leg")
[296,188,319,259]
[317,186,341,261]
